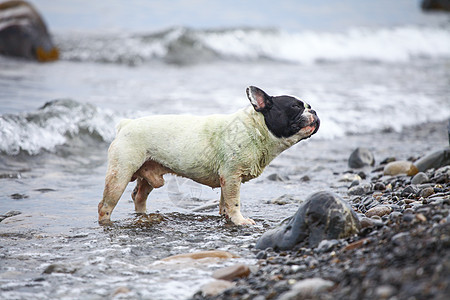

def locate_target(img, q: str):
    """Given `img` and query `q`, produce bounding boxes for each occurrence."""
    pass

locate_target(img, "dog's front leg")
[220,175,255,225]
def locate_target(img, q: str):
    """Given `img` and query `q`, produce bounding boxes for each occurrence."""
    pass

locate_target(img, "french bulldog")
[98,86,319,225]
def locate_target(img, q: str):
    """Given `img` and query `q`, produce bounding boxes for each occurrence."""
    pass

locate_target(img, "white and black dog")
[98,86,319,225]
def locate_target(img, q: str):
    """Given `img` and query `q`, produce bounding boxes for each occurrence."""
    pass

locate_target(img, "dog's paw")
[98,217,113,226]
[240,218,256,225]
[231,215,256,226]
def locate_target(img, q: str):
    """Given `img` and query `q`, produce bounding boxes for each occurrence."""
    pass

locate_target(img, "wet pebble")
[10,193,29,200]
[300,175,310,182]
[365,206,391,218]
[315,239,340,253]
[348,147,375,168]
[360,217,384,228]
[0,210,22,222]
[401,185,419,198]
[419,187,435,198]
[279,278,334,300]
[349,180,360,188]
[267,173,288,182]
[43,263,77,274]
[255,250,267,260]
[383,161,418,176]
[373,182,386,191]
[411,172,429,185]
[212,264,250,281]
[339,173,362,182]
[267,194,300,205]
[348,183,372,196]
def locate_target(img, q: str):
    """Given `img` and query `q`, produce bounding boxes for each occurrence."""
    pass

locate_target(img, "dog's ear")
[246,86,272,112]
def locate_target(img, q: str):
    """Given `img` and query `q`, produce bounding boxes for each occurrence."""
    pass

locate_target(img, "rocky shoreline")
[193,123,450,300]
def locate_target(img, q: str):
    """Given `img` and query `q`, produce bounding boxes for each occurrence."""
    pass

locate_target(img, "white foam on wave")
[56,25,450,65]
[0,99,120,155]
[200,25,450,64]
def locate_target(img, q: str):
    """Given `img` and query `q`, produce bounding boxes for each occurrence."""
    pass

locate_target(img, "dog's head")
[246,86,320,141]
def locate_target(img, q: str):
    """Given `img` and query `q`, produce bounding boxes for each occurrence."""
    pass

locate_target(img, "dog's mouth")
[301,115,320,137]
[309,116,320,135]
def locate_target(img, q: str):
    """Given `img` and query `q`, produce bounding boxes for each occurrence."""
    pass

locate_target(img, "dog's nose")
[310,109,317,116]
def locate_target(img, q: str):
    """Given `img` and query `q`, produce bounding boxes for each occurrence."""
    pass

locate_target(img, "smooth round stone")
[420,187,435,198]
[365,206,391,218]
[383,161,419,176]
[411,172,429,185]
[348,183,372,196]
[212,264,250,281]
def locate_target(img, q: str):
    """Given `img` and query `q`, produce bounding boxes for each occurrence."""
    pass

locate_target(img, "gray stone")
[402,185,419,197]
[366,206,391,218]
[348,147,375,168]
[315,239,340,253]
[43,263,77,274]
[414,147,450,172]
[267,173,287,182]
[255,191,360,250]
[411,172,429,185]
[348,183,372,196]
[279,278,334,300]
[419,187,435,198]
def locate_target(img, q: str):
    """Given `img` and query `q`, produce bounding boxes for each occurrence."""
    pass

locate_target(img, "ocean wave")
[0,100,119,155]
[55,25,450,65]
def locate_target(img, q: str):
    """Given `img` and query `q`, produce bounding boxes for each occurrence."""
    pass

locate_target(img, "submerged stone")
[212,264,250,281]
[255,191,360,251]
[161,250,238,261]
[200,280,235,297]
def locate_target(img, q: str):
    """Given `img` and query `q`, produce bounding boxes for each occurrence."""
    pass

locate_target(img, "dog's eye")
[304,103,311,109]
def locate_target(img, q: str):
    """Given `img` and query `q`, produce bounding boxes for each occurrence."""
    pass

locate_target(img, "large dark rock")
[421,0,450,11]
[255,191,360,251]
[414,147,450,172]
[348,147,375,168]
[0,0,58,61]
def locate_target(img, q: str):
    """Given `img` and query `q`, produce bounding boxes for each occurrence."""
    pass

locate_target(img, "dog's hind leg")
[98,141,140,224]
[98,165,133,224]
[131,178,153,214]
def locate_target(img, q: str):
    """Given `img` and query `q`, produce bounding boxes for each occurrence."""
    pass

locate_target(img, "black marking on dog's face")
[246,86,319,138]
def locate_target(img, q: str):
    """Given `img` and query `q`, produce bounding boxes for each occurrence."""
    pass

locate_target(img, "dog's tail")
[116,119,133,134]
